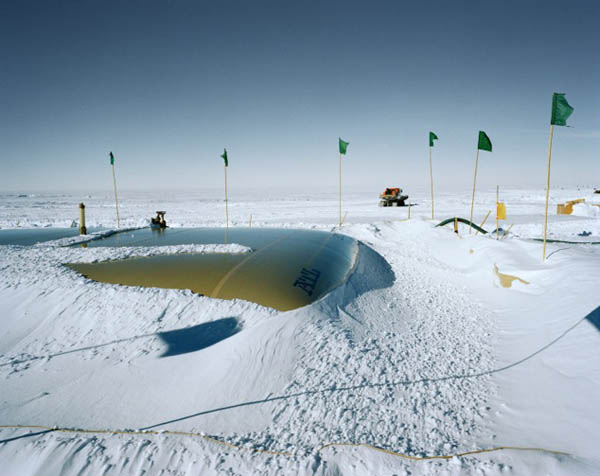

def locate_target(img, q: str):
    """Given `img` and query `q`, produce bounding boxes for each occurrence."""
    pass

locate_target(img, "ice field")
[0,187,599,475]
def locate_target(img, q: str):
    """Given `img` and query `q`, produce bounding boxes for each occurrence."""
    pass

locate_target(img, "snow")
[571,202,600,218]
[0,188,599,475]
[60,241,253,260]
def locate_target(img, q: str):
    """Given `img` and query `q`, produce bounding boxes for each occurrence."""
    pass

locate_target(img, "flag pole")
[469,148,480,234]
[224,163,229,241]
[429,146,434,220]
[542,125,554,261]
[496,185,499,240]
[111,162,120,228]
[338,151,342,227]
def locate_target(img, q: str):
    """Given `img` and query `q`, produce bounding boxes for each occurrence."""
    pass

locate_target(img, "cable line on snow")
[0,424,570,461]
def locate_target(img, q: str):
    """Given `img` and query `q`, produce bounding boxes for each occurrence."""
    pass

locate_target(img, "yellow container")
[557,198,585,215]
[496,202,506,220]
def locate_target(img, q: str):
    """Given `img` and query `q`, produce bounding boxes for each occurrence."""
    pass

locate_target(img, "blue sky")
[1,0,599,192]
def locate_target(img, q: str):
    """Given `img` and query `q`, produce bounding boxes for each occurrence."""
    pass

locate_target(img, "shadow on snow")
[586,305,600,332]
[0,317,241,367]
[140,305,600,430]
[158,318,241,357]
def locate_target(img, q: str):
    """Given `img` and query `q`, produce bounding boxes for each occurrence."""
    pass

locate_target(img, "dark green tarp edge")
[530,238,600,245]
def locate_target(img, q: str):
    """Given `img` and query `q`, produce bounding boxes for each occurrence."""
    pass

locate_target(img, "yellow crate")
[557,198,585,215]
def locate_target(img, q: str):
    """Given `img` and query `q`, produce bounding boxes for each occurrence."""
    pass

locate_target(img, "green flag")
[477,131,492,152]
[109,151,114,165]
[550,93,574,126]
[339,138,349,155]
[221,149,228,167]
[429,132,438,147]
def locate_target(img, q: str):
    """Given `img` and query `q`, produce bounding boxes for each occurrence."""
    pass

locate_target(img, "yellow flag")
[497,202,506,220]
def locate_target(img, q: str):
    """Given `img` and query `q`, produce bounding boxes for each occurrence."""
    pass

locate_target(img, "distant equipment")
[557,198,585,215]
[151,211,167,229]
[379,188,409,207]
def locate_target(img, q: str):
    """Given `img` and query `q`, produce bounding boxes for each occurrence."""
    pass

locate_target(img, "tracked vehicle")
[379,188,409,207]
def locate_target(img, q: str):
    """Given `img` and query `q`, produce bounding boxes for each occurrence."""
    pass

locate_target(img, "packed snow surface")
[0,188,599,475]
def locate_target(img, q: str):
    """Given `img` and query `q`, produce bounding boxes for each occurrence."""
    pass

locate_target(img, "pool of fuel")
[67,227,359,311]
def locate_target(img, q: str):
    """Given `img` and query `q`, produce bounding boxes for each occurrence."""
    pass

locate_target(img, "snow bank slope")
[1,219,599,475]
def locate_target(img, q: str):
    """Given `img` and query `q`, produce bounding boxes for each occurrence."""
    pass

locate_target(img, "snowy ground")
[0,188,599,475]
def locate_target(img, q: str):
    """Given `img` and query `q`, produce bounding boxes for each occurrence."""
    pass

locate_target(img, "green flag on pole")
[550,93,574,126]
[339,138,349,155]
[221,149,228,167]
[477,131,492,152]
[429,132,438,147]
[109,151,114,165]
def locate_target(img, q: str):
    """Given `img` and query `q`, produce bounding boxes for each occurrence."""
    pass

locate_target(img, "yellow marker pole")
[496,185,499,240]
[429,146,434,220]
[542,125,554,261]
[408,203,411,220]
[475,210,491,236]
[224,164,229,242]
[338,152,342,227]
[469,148,480,234]
[501,223,514,240]
[111,163,120,228]
[79,203,87,235]
[249,214,252,228]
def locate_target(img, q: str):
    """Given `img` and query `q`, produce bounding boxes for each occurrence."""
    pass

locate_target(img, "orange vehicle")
[379,188,409,207]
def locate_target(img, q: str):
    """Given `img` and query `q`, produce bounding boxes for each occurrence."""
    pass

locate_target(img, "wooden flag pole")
[542,125,554,261]
[111,163,120,228]
[469,148,480,234]
[223,163,229,244]
[338,152,342,227]
[429,146,434,220]
[496,185,499,240]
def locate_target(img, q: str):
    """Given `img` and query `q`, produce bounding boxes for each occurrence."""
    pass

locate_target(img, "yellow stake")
[469,149,480,234]
[542,125,554,261]
[496,185,499,240]
[111,163,120,228]
[338,152,342,227]
[501,223,514,240]
[249,214,252,228]
[429,146,434,220]
[475,210,491,236]
[79,203,87,235]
